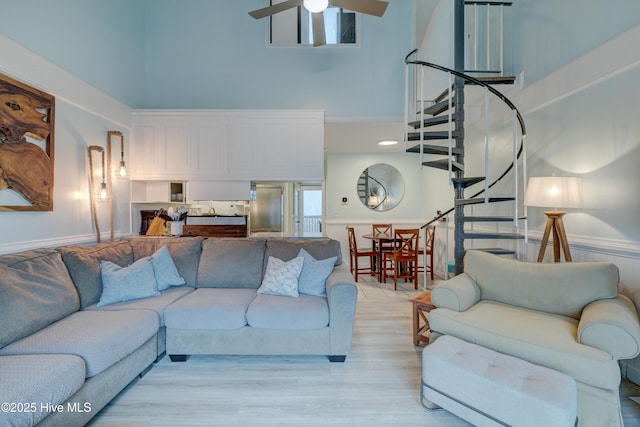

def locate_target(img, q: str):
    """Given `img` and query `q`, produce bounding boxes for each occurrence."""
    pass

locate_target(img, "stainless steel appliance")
[249,185,283,233]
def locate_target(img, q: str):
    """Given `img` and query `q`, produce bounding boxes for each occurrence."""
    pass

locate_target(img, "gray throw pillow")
[296,248,337,297]
[97,258,160,307]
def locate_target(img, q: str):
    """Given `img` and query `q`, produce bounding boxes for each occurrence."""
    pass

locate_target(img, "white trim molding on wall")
[0,231,124,256]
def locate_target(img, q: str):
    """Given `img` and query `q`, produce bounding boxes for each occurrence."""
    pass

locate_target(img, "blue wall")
[142,0,412,115]
[513,0,640,85]
[1,0,146,107]
[1,0,413,117]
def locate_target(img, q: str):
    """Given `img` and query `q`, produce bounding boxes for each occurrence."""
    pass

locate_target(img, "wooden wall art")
[0,72,55,211]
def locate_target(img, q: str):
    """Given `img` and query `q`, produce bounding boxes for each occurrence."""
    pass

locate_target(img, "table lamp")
[524,176,582,262]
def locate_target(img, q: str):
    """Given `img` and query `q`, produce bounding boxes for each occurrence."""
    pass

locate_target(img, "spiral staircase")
[406,0,527,275]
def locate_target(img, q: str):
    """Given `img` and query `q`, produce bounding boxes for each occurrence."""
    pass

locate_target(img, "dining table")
[362,232,395,282]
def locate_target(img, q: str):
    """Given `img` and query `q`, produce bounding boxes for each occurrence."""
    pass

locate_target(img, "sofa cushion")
[257,256,304,297]
[297,248,337,297]
[0,310,158,378]
[164,288,256,330]
[97,258,161,307]
[58,241,134,308]
[464,250,619,319]
[0,250,80,349]
[265,238,342,267]
[127,236,203,288]
[197,238,266,289]
[0,354,85,427]
[429,300,622,390]
[85,287,193,326]
[247,294,329,330]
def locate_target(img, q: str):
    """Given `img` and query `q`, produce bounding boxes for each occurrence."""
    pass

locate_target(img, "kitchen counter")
[250,232,324,238]
[185,215,247,225]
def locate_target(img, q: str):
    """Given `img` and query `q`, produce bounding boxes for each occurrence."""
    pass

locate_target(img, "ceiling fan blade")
[329,0,389,17]
[312,11,327,47]
[249,0,303,19]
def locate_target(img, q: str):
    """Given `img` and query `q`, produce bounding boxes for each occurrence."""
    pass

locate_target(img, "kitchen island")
[182,215,247,238]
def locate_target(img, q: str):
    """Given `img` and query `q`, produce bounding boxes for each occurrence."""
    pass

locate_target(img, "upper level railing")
[464,0,513,77]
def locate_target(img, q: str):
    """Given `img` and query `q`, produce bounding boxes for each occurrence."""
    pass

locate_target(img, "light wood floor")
[89,275,640,426]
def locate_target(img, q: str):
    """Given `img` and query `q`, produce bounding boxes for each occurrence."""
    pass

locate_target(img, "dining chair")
[383,228,419,290]
[371,224,393,274]
[417,225,436,280]
[347,227,377,282]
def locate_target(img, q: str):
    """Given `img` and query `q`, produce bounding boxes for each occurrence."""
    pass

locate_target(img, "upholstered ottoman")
[421,335,577,427]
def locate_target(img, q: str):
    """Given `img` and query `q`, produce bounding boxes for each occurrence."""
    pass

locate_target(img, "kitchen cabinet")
[188,180,250,201]
[131,181,186,203]
[130,110,324,182]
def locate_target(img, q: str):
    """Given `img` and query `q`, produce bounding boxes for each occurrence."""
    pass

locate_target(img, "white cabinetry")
[130,110,324,182]
[188,180,250,202]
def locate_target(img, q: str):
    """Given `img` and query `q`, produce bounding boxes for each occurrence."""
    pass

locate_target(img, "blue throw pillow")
[151,245,186,291]
[297,248,337,297]
[97,257,160,307]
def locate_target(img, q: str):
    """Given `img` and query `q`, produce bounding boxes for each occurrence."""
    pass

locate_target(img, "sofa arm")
[431,273,481,312]
[326,264,358,356]
[578,294,640,360]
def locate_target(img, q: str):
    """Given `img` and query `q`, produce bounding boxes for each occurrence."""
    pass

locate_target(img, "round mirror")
[357,163,405,211]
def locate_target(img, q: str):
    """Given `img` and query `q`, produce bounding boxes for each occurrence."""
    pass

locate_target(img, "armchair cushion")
[430,301,622,390]
[464,251,619,319]
[431,273,481,311]
[578,294,640,359]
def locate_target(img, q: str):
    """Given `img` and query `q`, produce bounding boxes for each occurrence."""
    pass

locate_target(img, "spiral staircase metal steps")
[406,144,463,155]
[461,231,525,240]
[465,75,516,85]
[407,131,462,141]
[420,99,456,116]
[468,247,517,256]
[408,115,456,129]
[455,197,515,206]
[423,159,465,172]
[460,216,526,223]
[451,176,486,188]
[404,2,525,273]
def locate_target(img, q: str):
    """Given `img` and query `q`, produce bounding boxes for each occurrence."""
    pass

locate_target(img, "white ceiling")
[324,119,406,153]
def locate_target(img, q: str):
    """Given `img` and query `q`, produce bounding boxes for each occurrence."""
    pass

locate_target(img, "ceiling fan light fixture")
[303,0,329,13]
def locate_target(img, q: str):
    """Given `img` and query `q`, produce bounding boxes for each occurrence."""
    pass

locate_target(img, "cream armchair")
[429,250,640,427]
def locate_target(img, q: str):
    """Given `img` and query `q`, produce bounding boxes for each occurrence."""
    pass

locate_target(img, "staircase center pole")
[454,0,466,275]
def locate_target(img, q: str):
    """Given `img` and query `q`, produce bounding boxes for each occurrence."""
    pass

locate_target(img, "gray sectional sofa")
[0,236,357,427]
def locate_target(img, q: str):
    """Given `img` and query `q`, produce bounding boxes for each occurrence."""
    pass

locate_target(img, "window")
[269,5,359,46]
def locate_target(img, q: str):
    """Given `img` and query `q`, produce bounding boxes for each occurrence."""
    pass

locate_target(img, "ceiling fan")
[249,0,389,47]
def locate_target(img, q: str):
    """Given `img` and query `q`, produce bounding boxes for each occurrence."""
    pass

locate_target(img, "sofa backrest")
[0,249,80,348]
[127,236,203,288]
[464,250,619,319]
[197,238,267,289]
[264,238,342,267]
[196,237,343,289]
[58,241,133,309]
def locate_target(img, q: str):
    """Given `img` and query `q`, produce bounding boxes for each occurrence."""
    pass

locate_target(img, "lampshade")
[304,0,329,13]
[524,176,582,209]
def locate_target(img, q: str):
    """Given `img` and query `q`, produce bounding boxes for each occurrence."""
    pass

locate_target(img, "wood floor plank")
[88,276,640,426]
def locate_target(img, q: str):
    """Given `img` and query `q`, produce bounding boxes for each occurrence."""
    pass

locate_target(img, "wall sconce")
[88,145,112,243]
[108,131,128,179]
[88,146,111,203]
[524,176,582,262]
